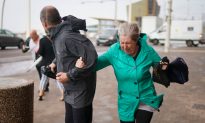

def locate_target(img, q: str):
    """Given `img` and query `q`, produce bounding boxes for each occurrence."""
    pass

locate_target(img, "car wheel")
[18,41,24,49]
[186,40,194,47]
[152,39,159,45]
[1,46,6,50]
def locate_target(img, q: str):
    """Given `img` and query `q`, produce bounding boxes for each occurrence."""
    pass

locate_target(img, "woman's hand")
[75,57,85,68]
[160,56,169,70]
[160,61,168,70]
[49,63,56,72]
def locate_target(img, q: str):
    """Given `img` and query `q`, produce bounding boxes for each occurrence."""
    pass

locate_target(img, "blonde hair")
[118,23,140,42]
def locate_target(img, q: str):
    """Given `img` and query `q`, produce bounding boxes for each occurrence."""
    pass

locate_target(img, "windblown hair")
[118,23,140,42]
[40,6,61,26]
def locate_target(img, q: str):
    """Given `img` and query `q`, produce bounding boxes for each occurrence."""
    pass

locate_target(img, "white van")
[148,20,205,47]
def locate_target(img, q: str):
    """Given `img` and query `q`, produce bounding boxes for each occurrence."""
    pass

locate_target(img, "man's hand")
[49,63,56,73]
[75,57,85,68]
[56,72,69,83]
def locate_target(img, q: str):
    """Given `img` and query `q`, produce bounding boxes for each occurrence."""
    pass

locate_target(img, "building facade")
[127,0,160,27]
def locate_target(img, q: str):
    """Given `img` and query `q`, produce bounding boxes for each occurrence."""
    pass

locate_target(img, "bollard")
[0,78,34,123]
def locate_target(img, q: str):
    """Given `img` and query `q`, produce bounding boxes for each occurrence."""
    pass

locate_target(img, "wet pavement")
[0,45,205,123]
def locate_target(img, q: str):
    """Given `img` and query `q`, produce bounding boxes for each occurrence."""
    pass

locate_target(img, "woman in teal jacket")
[76,23,164,123]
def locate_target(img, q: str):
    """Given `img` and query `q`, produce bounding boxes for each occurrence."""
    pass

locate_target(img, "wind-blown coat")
[49,15,98,108]
[96,33,164,121]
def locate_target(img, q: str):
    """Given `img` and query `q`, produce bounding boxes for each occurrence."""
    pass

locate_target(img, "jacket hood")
[48,15,87,39]
[62,15,87,32]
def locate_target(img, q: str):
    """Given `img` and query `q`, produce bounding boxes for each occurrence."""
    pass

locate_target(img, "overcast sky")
[0,0,204,33]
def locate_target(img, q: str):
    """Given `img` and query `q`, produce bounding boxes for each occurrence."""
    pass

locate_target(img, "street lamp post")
[26,0,31,37]
[1,0,6,29]
[114,0,117,25]
[128,0,132,22]
[164,0,172,52]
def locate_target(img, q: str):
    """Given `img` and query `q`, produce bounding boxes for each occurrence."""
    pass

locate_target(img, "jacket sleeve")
[64,37,97,81]
[52,58,57,65]
[151,48,161,67]
[95,49,112,71]
[36,38,44,56]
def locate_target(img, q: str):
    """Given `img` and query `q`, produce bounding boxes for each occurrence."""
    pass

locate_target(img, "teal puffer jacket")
[96,33,164,122]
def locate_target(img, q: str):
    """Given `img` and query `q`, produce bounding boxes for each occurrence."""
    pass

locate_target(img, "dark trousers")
[120,109,153,123]
[36,66,42,79]
[65,102,93,123]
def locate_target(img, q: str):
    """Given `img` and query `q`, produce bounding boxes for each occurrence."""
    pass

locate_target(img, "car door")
[0,30,6,47]
[4,30,18,46]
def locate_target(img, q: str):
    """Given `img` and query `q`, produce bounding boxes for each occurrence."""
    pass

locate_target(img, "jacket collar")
[47,22,69,40]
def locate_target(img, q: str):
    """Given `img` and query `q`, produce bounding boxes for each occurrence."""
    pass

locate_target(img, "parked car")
[96,29,118,46]
[0,29,24,50]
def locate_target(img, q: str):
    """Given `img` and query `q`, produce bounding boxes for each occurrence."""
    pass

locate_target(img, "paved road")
[0,44,205,123]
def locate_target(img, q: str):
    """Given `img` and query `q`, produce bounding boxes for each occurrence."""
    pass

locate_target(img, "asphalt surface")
[0,44,205,123]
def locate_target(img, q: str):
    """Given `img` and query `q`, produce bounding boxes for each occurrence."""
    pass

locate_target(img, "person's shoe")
[38,96,43,101]
[38,90,45,101]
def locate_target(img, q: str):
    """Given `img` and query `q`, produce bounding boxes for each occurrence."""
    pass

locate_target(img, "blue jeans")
[39,73,64,91]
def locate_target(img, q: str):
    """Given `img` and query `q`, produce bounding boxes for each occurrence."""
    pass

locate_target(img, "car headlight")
[199,34,202,38]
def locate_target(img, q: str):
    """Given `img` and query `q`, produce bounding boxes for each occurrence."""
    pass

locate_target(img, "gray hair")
[118,23,140,42]
[40,6,61,26]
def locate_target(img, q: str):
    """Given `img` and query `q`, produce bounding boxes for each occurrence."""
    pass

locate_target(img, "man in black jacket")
[40,6,97,123]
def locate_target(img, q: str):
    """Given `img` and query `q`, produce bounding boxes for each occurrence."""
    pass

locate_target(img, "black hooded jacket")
[49,15,98,108]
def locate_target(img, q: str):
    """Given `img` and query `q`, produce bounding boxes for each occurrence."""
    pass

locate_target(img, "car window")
[5,30,15,36]
[0,30,6,35]
[101,30,117,36]
[0,29,15,37]
[0,30,6,36]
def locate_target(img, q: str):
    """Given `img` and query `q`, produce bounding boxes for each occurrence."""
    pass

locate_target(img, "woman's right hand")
[75,57,85,68]
[160,56,169,70]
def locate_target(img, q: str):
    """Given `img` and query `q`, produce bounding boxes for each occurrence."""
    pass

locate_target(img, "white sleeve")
[28,39,36,52]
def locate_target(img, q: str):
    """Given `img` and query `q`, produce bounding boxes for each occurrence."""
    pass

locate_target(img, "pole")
[164,0,172,52]
[114,0,117,27]
[1,0,5,29]
[26,0,31,37]
[128,0,132,22]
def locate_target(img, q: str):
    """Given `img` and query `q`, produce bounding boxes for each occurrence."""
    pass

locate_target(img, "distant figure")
[22,30,64,100]
[22,30,49,91]
[22,30,39,61]
[36,35,64,101]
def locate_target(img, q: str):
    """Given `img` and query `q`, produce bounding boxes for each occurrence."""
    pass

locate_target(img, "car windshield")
[101,29,116,36]
[0,29,15,37]
[5,30,15,36]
